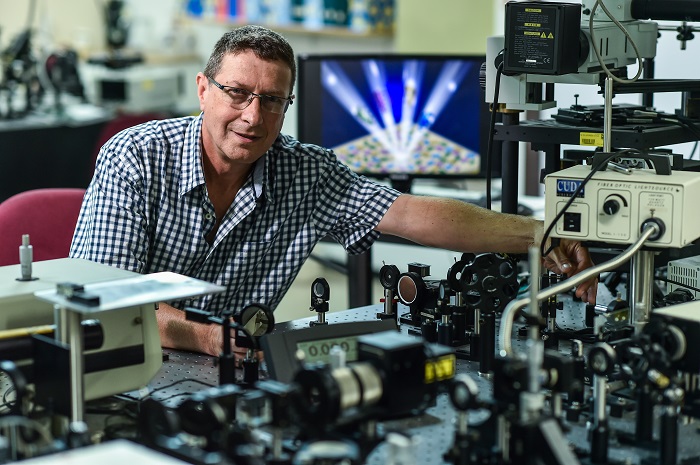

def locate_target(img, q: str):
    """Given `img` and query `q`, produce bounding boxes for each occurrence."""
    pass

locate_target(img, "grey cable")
[499,223,659,356]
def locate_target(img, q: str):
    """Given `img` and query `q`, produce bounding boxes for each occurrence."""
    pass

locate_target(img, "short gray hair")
[204,25,296,94]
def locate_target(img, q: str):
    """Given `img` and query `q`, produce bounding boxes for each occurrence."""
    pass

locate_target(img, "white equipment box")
[0,258,223,401]
[544,165,700,248]
[668,255,700,299]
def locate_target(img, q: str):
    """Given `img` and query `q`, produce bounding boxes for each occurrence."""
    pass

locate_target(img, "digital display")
[297,54,497,182]
[260,319,399,383]
[296,335,359,365]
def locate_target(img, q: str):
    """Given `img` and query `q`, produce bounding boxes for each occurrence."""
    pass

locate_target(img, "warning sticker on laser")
[505,3,557,73]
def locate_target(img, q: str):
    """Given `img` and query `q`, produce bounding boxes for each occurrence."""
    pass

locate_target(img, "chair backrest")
[90,112,169,177]
[0,188,86,266]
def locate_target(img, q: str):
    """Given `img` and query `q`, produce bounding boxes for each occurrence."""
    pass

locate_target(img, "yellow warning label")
[548,32,554,39]
[524,22,541,27]
[580,132,604,147]
[424,354,456,384]
[525,8,541,12]
[540,32,547,38]
[525,31,541,36]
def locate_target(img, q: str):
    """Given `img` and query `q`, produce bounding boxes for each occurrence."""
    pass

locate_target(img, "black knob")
[379,264,400,290]
[603,198,620,215]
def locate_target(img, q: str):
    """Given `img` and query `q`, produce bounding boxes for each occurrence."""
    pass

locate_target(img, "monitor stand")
[388,174,413,193]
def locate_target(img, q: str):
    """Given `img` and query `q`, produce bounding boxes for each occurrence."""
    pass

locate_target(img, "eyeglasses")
[207,76,294,114]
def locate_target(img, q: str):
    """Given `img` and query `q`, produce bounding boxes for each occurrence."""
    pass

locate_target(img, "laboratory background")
[1,1,700,464]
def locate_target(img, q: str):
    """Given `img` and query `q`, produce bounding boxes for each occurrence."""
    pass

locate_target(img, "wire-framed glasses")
[207,76,294,114]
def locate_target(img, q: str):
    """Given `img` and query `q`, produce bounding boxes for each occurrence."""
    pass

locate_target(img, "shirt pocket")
[228,239,272,275]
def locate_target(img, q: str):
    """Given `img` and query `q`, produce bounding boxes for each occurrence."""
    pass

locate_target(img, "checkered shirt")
[69,114,400,314]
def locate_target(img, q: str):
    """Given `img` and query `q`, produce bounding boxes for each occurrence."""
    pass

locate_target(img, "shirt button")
[205,213,212,220]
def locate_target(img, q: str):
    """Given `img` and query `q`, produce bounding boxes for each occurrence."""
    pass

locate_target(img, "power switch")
[563,212,581,232]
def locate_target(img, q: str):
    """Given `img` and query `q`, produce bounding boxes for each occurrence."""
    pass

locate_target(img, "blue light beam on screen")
[362,60,400,154]
[320,61,393,153]
[404,61,472,158]
[399,60,425,157]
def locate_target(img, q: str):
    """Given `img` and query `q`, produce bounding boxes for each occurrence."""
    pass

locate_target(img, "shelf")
[183,16,393,39]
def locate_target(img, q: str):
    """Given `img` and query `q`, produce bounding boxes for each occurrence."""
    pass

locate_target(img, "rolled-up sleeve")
[69,138,150,273]
[312,154,400,255]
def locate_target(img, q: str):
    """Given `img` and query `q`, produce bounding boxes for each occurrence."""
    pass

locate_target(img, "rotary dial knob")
[603,197,621,215]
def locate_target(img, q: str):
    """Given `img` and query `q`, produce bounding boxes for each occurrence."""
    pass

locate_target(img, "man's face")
[197,50,293,168]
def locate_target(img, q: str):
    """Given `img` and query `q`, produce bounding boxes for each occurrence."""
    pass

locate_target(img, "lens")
[311,277,330,301]
[313,281,325,297]
[397,275,418,304]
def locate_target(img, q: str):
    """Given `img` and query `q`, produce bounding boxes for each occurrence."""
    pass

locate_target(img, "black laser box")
[503,1,581,75]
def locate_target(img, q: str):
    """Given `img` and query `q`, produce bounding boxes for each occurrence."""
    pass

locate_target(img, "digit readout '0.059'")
[296,336,358,364]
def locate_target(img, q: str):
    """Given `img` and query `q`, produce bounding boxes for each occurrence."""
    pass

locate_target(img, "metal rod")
[552,392,563,418]
[64,307,84,423]
[55,304,68,342]
[642,58,655,107]
[499,224,659,356]
[455,292,464,307]
[594,375,606,425]
[383,289,395,315]
[591,373,609,464]
[501,112,521,214]
[348,251,372,307]
[527,247,542,394]
[604,76,613,152]
[630,250,656,333]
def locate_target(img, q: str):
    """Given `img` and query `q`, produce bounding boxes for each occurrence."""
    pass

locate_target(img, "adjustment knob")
[603,198,620,215]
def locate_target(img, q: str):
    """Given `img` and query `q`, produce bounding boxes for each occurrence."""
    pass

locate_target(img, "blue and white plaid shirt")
[70,114,400,314]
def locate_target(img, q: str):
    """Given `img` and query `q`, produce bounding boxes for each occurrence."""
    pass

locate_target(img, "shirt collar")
[253,153,267,202]
[179,114,206,197]
[179,113,274,205]
[261,135,282,205]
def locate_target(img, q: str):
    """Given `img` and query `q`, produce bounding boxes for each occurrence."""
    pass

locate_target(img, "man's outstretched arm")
[376,194,597,304]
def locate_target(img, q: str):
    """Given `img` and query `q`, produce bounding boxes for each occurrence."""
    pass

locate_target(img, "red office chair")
[0,188,86,266]
[89,112,169,176]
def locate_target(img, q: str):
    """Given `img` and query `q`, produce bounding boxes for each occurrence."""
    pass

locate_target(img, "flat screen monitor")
[296,54,497,192]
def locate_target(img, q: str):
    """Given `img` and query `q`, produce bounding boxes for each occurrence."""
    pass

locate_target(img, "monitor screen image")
[297,54,495,189]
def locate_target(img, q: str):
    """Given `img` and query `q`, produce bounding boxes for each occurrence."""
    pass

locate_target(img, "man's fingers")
[576,279,598,304]
[543,250,572,275]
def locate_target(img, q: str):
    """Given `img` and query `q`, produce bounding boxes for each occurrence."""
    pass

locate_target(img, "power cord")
[589,0,644,84]
[485,59,504,211]
[654,275,700,295]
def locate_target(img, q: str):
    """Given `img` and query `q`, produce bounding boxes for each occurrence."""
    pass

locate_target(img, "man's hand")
[541,239,598,305]
[158,303,252,361]
[212,324,253,362]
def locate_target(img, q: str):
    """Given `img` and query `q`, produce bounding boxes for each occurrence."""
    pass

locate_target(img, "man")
[70,25,597,358]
